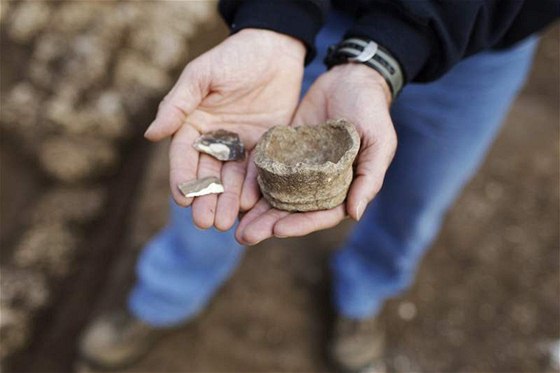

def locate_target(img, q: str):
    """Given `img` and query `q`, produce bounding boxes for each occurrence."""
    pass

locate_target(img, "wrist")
[220,0,324,64]
[325,38,403,100]
[236,28,306,64]
[330,64,392,105]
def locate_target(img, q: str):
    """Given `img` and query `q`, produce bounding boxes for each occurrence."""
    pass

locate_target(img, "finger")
[169,124,200,207]
[214,157,247,231]
[346,140,395,221]
[239,206,290,245]
[273,204,347,238]
[240,152,260,211]
[144,62,210,141]
[235,198,272,244]
[191,154,222,229]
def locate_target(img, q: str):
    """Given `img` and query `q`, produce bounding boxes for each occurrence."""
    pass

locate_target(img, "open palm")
[145,29,305,231]
[236,64,397,244]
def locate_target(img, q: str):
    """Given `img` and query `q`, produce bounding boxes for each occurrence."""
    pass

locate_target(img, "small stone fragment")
[178,177,224,198]
[0,305,31,359]
[1,82,44,131]
[32,186,106,225]
[8,1,52,43]
[39,136,118,183]
[13,222,79,278]
[114,50,171,94]
[0,0,11,24]
[0,267,50,311]
[193,129,245,161]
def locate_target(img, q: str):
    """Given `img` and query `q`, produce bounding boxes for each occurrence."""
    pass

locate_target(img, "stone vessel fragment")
[193,129,245,161]
[254,119,360,212]
[178,177,224,198]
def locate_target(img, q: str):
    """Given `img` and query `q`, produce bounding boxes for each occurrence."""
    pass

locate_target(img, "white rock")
[397,301,417,321]
[178,177,224,198]
[9,1,52,43]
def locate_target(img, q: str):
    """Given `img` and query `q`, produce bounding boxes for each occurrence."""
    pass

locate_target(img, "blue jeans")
[128,12,538,326]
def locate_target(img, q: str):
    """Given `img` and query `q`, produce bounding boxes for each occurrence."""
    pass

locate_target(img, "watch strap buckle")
[348,41,378,63]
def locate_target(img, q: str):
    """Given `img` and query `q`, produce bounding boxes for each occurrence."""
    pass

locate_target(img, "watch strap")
[325,38,404,99]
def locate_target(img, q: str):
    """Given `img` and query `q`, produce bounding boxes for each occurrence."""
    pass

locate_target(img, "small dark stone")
[193,129,245,161]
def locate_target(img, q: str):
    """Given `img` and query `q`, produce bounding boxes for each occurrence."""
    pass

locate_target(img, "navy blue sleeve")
[340,0,558,83]
[219,0,329,64]
[219,0,559,83]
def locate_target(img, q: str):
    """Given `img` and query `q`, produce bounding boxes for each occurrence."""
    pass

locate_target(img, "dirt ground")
[92,28,559,372]
[2,12,559,373]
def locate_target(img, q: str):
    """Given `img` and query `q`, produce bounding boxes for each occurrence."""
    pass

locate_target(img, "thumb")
[346,135,396,221]
[144,62,210,141]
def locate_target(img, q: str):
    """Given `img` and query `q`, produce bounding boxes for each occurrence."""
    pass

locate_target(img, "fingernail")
[245,238,261,246]
[355,200,366,221]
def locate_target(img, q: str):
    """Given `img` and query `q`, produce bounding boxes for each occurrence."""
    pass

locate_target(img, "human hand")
[235,64,397,244]
[144,29,305,231]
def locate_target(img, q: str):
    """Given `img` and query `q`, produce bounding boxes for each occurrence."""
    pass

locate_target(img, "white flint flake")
[178,177,224,198]
[185,182,224,197]
[195,142,231,161]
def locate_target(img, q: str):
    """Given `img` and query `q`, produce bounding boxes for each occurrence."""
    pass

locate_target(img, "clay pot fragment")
[254,119,360,212]
[193,129,245,161]
[178,177,224,198]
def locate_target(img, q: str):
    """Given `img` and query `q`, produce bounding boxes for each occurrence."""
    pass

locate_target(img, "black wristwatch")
[324,38,404,99]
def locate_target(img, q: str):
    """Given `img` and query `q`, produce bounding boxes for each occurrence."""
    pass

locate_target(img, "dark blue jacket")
[219,0,559,84]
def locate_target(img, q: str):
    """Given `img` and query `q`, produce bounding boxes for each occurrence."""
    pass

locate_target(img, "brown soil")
[2,19,559,373]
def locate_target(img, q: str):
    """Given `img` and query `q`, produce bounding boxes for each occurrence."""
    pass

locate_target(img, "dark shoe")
[329,316,386,373]
[78,308,167,370]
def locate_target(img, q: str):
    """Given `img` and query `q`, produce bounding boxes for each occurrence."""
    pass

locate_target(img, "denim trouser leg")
[129,202,242,326]
[332,38,539,319]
